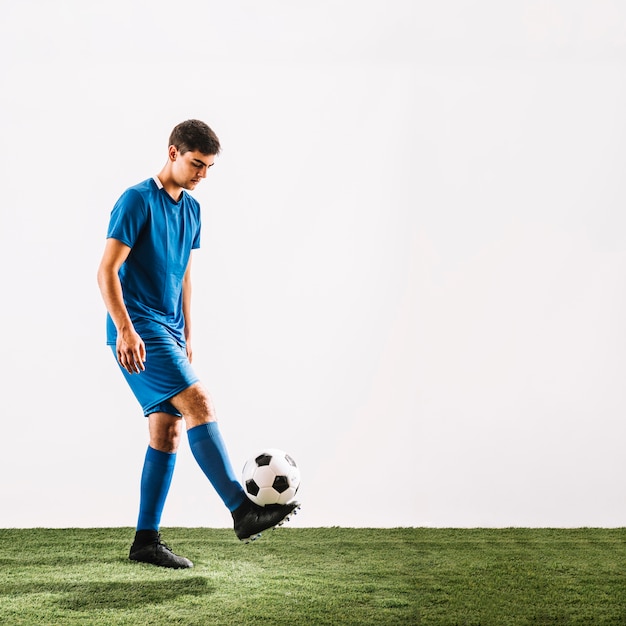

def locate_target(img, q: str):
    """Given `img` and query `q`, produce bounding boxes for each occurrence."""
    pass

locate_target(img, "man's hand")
[116,328,146,374]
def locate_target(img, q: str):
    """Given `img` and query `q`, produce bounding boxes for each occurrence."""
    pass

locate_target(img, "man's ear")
[168,145,178,161]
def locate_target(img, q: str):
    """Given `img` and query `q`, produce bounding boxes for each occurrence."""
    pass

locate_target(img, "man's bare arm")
[97,238,146,374]
[182,252,193,363]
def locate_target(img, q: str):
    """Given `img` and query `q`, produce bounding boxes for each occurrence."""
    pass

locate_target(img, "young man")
[97,119,299,569]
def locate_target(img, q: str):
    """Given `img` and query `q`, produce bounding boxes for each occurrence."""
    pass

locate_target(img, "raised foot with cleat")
[232,499,301,543]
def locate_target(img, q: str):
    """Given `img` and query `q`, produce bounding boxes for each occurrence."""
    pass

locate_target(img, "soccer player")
[97,120,299,569]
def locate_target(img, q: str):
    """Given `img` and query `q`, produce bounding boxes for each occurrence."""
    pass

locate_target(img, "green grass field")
[0,527,624,625]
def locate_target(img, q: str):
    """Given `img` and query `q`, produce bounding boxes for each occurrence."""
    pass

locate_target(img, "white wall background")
[1,1,625,529]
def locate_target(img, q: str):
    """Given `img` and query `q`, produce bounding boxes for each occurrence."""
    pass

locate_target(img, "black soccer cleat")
[232,499,300,543]
[129,534,193,569]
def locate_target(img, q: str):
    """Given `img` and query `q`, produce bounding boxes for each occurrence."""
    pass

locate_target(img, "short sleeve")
[191,201,201,249]
[107,189,148,248]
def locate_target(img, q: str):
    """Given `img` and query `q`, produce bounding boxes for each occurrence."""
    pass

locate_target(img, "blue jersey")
[106,176,201,345]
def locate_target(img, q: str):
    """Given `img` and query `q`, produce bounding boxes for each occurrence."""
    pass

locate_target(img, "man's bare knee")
[170,383,217,428]
[148,413,183,453]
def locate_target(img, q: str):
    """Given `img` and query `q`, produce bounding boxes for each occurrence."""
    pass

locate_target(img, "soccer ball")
[242,448,301,506]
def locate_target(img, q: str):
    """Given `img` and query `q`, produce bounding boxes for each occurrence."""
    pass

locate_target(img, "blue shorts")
[111,337,200,417]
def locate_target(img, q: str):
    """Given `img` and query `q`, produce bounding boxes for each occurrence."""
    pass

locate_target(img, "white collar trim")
[152,175,163,189]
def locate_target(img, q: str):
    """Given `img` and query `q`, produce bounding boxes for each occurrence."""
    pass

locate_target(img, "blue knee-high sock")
[137,446,176,531]
[187,422,247,511]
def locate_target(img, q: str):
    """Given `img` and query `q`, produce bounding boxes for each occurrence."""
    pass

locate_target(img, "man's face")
[171,148,215,190]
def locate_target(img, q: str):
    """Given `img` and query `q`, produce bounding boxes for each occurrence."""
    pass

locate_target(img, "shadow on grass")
[3,577,213,611]
[61,577,213,610]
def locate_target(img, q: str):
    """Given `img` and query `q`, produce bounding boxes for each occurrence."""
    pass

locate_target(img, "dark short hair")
[169,119,221,155]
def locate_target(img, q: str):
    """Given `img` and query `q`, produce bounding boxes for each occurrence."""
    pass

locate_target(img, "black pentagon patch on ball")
[272,475,290,493]
[246,479,260,496]
[255,454,272,466]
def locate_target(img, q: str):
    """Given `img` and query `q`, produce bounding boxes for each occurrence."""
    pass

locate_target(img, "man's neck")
[156,167,183,202]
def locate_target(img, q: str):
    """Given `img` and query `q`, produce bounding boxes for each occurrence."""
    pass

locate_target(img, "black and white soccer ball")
[242,448,301,506]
